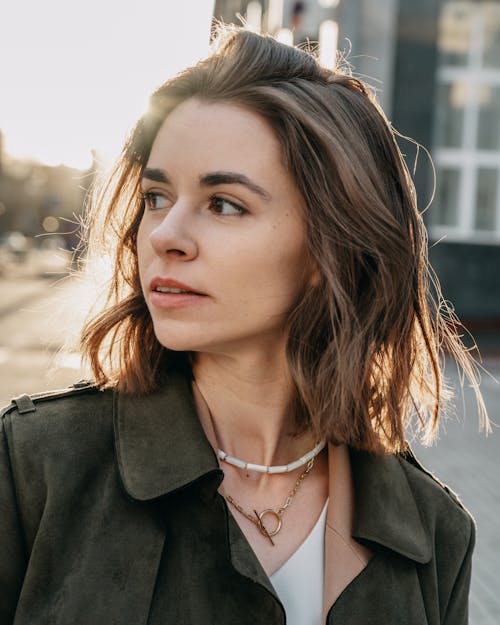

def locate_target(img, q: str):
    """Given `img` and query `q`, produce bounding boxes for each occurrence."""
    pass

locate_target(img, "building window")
[431,1,500,243]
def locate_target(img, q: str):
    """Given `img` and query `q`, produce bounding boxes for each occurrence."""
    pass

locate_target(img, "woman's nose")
[148,204,198,260]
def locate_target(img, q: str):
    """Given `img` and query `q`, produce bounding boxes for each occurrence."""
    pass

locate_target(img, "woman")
[0,26,485,625]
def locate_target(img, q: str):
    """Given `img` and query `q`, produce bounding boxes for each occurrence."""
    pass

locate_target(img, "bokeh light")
[42,216,60,233]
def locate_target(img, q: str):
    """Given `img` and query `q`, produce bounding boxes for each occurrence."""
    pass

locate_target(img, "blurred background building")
[214,0,500,353]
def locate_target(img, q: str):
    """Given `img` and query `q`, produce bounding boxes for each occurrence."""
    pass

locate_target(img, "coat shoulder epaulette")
[0,380,100,419]
[399,445,470,514]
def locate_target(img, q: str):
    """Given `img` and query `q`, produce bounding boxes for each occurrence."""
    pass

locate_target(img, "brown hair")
[81,25,487,453]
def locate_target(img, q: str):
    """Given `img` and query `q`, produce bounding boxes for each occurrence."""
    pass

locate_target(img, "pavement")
[0,270,86,403]
[0,269,498,624]
[411,359,500,625]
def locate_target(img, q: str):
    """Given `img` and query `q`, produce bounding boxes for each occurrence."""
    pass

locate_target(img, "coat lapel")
[112,376,226,624]
[323,445,433,623]
[323,444,373,621]
[349,448,432,563]
[325,553,430,624]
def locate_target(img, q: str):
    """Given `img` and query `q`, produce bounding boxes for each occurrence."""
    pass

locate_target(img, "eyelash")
[139,191,166,211]
[139,191,246,216]
[208,195,246,216]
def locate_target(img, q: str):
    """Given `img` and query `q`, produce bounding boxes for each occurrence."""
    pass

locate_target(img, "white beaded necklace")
[217,439,326,474]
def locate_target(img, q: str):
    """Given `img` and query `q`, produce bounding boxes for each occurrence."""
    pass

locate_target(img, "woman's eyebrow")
[142,167,271,202]
[142,168,170,183]
[200,171,272,201]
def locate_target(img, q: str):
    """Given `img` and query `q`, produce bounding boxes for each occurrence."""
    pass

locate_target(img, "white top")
[270,499,328,625]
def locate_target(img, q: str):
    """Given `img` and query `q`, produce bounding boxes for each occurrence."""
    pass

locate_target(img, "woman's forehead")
[146,98,296,196]
[151,98,279,155]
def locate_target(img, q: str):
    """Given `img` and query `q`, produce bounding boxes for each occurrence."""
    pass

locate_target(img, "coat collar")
[113,373,431,564]
[349,447,432,564]
[113,373,223,501]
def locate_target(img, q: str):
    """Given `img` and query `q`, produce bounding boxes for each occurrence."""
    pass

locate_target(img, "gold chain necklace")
[225,456,315,546]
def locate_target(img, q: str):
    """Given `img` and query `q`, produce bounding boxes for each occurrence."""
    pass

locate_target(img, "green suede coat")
[0,375,474,625]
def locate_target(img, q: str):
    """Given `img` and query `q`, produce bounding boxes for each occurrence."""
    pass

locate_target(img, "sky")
[0,1,215,169]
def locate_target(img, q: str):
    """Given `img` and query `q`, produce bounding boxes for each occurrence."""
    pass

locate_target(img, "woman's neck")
[192,350,314,469]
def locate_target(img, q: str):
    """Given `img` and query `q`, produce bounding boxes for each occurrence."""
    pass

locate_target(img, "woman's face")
[137,98,314,356]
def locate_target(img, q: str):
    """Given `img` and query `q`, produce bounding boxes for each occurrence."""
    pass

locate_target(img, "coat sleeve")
[441,515,475,625]
[0,413,27,624]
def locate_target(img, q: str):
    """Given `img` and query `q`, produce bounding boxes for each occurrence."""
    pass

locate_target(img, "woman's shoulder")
[397,448,472,520]
[1,381,114,456]
[0,383,117,554]
[351,445,473,527]
[1,379,112,417]
[396,448,474,554]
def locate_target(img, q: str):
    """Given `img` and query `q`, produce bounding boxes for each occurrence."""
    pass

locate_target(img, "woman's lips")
[150,277,205,294]
[149,277,208,309]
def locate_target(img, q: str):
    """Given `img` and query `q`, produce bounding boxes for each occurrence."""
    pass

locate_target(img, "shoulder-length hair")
[81,25,486,453]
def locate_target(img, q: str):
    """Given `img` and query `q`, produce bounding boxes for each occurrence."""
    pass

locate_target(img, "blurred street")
[0,261,85,404]
[0,270,498,624]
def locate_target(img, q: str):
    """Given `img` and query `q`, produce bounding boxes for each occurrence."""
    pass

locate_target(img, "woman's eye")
[141,191,169,211]
[209,196,246,216]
